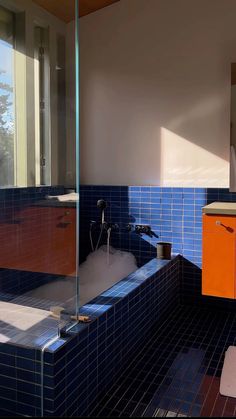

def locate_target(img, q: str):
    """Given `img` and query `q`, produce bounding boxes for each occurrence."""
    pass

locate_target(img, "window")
[0,5,15,186]
[0,2,66,188]
[34,26,50,186]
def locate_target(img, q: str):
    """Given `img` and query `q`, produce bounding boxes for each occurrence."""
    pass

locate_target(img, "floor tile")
[90,305,236,417]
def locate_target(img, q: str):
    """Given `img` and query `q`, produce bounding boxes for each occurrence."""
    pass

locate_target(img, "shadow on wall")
[79,186,159,267]
[80,187,236,262]
[181,256,236,312]
[80,185,236,312]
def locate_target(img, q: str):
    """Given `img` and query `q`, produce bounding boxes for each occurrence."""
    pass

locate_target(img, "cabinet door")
[18,206,51,273]
[48,207,76,276]
[0,207,20,270]
[202,214,236,299]
[18,206,76,276]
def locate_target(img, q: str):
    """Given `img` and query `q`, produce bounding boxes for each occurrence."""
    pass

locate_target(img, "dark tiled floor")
[91,305,236,417]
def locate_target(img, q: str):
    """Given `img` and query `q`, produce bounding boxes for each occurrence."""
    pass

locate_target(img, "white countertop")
[202,202,236,215]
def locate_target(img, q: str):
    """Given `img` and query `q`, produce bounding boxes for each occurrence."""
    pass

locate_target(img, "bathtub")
[25,269,137,308]
[25,246,138,308]
[0,256,180,417]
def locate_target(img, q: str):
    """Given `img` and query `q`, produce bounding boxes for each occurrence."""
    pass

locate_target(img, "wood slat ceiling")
[32,0,119,22]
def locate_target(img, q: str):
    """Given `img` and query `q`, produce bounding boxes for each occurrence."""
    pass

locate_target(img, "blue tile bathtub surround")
[80,185,236,308]
[0,256,180,417]
[41,257,180,417]
[0,343,42,417]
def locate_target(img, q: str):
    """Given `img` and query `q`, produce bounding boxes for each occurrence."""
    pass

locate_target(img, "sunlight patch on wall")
[160,127,229,187]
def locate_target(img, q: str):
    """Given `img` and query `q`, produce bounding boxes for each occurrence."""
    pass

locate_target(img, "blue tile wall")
[2,184,236,416]
[1,184,236,417]
[80,185,236,309]
[80,185,203,266]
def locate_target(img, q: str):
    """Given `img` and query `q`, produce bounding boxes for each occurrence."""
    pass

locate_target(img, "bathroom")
[0,0,236,416]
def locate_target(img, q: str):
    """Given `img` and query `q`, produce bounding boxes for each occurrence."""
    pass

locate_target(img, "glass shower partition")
[39,1,80,413]
[0,0,79,416]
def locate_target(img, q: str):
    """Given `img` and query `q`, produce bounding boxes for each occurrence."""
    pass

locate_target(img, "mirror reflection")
[0,0,78,346]
[230,63,236,191]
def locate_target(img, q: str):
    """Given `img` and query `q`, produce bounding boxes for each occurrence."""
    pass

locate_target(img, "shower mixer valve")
[103,222,120,232]
[89,200,158,253]
[90,220,120,232]
[128,224,159,238]
[90,220,158,237]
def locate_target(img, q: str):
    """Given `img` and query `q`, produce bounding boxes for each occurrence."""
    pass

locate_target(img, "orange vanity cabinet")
[18,205,77,276]
[202,210,236,299]
[0,205,76,276]
[46,207,76,276]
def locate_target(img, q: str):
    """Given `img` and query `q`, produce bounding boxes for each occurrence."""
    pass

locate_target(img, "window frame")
[0,0,67,188]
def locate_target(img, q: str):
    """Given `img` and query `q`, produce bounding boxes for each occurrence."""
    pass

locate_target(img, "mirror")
[230,63,236,191]
[0,0,78,347]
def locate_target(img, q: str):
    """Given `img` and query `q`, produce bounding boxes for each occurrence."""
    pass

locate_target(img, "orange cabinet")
[45,207,76,276]
[202,214,236,299]
[0,205,76,276]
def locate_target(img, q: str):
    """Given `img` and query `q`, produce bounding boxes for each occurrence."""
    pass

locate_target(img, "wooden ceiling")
[32,0,119,22]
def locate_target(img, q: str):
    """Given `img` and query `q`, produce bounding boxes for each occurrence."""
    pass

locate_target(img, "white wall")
[79,0,236,187]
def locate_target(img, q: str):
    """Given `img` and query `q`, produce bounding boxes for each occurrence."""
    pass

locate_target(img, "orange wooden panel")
[32,0,119,22]
[33,0,75,22]
[203,214,236,234]
[202,214,236,299]
[0,206,76,276]
[0,215,19,269]
[46,207,76,276]
[79,0,119,17]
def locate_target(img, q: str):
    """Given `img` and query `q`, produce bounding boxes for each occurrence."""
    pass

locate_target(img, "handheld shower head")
[97,199,107,210]
[97,199,107,225]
